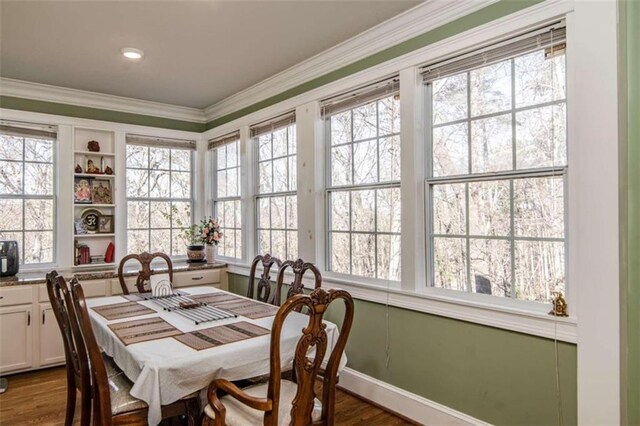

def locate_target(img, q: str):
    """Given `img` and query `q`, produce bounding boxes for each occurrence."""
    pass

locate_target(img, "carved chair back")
[247,254,282,304]
[269,288,354,425]
[273,259,322,306]
[57,276,94,426]
[117,251,173,294]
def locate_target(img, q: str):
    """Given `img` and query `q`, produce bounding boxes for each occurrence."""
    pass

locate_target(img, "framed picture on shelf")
[74,218,87,234]
[74,178,92,203]
[98,215,114,233]
[81,208,101,234]
[91,179,112,204]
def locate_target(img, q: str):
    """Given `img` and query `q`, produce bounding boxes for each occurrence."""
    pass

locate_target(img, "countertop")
[0,261,227,287]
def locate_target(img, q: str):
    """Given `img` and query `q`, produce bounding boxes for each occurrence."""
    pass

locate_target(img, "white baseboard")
[339,367,491,426]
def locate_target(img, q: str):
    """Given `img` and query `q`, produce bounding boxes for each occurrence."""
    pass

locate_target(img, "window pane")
[126,145,148,168]
[227,142,239,168]
[331,111,351,145]
[351,233,376,278]
[432,73,468,125]
[24,199,53,230]
[515,240,565,302]
[127,201,149,229]
[288,156,297,192]
[351,190,375,232]
[235,229,242,258]
[379,135,401,182]
[128,230,149,254]
[127,169,149,198]
[331,145,352,186]
[514,177,564,238]
[0,199,22,230]
[150,229,171,253]
[149,171,170,198]
[471,114,512,173]
[515,50,566,108]
[172,201,191,229]
[270,196,285,229]
[171,149,191,171]
[217,145,227,170]
[330,191,350,231]
[516,104,567,169]
[0,160,22,194]
[432,123,468,177]
[150,201,171,228]
[353,102,377,141]
[257,197,270,229]
[376,188,401,234]
[258,162,272,194]
[223,201,235,228]
[433,237,467,291]
[24,138,53,163]
[330,232,350,274]
[171,171,191,199]
[377,234,401,281]
[24,163,53,195]
[259,135,272,161]
[271,230,286,259]
[0,135,23,161]
[379,95,401,135]
[470,60,512,116]
[272,158,288,193]
[433,184,466,235]
[353,140,377,184]
[286,230,298,260]
[217,170,227,198]
[469,180,511,236]
[286,195,297,230]
[149,147,170,170]
[258,230,270,255]
[272,128,287,158]
[172,230,189,256]
[24,231,53,264]
[288,126,296,155]
[469,238,511,297]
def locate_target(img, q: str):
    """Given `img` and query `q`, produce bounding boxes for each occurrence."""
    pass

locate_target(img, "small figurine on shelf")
[87,140,100,152]
[86,159,101,174]
[75,164,83,173]
[548,292,569,317]
[104,165,113,175]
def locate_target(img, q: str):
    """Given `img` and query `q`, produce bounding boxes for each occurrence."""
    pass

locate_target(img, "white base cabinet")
[38,303,66,367]
[0,305,33,373]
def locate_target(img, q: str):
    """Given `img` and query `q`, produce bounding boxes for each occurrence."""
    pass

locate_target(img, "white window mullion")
[240,125,254,263]
[399,67,426,292]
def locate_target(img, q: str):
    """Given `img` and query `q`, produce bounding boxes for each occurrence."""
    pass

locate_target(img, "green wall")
[228,273,577,425]
[0,96,206,132]
[622,0,640,424]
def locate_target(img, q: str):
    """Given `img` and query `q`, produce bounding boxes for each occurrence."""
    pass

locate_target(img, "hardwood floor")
[0,367,412,425]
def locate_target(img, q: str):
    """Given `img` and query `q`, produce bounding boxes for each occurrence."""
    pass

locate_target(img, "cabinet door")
[0,305,33,373]
[39,303,66,366]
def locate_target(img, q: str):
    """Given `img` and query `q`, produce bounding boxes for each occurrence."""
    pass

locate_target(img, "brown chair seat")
[203,380,322,426]
[108,369,148,415]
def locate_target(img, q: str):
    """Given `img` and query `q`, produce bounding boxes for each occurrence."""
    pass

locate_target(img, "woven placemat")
[92,302,156,320]
[189,293,241,305]
[108,317,182,345]
[225,304,280,319]
[122,289,190,302]
[191,293,280,319]
[174,321,270,351]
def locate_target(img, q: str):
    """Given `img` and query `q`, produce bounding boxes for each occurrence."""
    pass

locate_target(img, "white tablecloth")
[87,286,345,425]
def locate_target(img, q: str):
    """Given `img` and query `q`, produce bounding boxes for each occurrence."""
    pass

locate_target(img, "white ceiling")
[0,1,420,109]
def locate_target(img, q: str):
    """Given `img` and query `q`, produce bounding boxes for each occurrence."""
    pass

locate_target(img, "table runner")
[108,317,182,345]
[92,301,156,320]
[174,321,270,351]
[191,293,279,319]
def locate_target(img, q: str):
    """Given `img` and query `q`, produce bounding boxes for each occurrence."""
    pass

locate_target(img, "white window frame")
[124,143,195,259]
[0,127,57,268]
[211,137,242,260]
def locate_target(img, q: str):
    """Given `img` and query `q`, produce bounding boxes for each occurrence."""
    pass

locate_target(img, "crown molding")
[0,78,206,123]
[203,0,499,122]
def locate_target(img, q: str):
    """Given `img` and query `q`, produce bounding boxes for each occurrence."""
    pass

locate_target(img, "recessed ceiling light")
[121,48,144,60]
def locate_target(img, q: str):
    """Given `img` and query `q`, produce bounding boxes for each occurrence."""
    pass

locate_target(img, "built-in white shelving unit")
[72,127,117,268]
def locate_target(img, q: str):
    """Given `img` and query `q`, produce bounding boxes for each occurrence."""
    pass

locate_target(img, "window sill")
[227,263,577,343]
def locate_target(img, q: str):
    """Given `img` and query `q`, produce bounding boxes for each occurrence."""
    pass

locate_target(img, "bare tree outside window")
[428,47,567,303]
[326,92,401,281]
[126,144,192,256]
[0,133,55,264]
[213,140,242,259]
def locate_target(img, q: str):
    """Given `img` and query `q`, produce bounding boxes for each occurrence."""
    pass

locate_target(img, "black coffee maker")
[0,240,19,277]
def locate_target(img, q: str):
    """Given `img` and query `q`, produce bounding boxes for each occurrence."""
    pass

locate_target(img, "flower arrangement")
[198,217,223,246]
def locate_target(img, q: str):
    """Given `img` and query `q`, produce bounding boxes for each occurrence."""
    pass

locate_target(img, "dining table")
[87,285,346,426]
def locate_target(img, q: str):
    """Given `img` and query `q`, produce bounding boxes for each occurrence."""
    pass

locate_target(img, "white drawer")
[39,279,108,301]
[0,286,33,307]
[173,269,221,288]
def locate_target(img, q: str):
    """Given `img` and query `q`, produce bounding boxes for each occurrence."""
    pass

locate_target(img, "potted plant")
[164,206,207,262]
[198,217,223,264]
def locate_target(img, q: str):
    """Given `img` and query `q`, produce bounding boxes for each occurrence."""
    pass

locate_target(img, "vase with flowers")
[199,217,223,264]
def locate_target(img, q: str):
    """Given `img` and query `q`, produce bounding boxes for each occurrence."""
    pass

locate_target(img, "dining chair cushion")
[203,380,322,425]
[108,368,148,415]
[102,352,121,378]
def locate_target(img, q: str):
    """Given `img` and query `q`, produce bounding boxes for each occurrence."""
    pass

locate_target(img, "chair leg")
[185,397,200,426]
[64,381,76,426]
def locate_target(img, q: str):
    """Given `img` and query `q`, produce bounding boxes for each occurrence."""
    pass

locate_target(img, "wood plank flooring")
[0,367,412,425]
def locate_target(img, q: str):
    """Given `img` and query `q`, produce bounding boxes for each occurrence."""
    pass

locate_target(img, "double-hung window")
[323,78,401,281]
[252,112,297,260]
[210,132,242,259]
[0,123,57,265]
[125,135,195,257]
[424,25,567,303]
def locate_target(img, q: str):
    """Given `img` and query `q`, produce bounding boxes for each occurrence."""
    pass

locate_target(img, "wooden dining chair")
[117,251,173,295]
[273,258,322,306]
[247,254,282,305]
[61,276,198,425]
[202,287,354,426]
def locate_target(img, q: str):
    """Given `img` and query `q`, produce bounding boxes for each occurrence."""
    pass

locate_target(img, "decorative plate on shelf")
[80,208,102,234]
